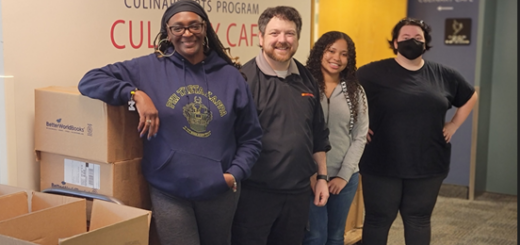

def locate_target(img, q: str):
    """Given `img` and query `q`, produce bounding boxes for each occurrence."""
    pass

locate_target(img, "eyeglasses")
[167,22,205,36]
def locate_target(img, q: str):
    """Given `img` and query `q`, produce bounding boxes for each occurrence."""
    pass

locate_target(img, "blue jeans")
[303,172,359,245]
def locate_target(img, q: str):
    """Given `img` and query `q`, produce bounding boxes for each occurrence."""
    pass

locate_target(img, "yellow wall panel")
[315,0,407,66]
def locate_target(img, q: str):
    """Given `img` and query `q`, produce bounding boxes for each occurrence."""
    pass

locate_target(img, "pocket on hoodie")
[153,150,229,201]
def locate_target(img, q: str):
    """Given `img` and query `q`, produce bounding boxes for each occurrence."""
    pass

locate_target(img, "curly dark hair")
[388,17,433,54]
[152,6,241,70]
[306,31,366,124]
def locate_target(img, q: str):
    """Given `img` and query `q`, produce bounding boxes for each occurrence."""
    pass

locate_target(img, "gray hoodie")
[320,83,369,182]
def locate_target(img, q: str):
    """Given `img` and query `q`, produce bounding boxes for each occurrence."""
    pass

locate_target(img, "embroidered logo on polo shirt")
[301,93,314,97]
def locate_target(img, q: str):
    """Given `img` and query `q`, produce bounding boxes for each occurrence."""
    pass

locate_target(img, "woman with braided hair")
[303,31,368,245]
[78,1,262,244]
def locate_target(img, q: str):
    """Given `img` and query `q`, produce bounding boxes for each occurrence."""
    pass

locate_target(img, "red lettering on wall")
[111,21,260,49]
[250,24,258,47]
[111,20,126,49]
[148,21,155,48]
[129,21,143,49]
[238,24,248,47]
[227,23,237,47]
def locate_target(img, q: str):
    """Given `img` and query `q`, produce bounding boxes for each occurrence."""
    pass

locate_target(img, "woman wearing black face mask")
[355,18,478,245]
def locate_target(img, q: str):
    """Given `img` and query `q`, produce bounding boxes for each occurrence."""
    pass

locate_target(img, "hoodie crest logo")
[166,85,228,138]
[183,96,213,137]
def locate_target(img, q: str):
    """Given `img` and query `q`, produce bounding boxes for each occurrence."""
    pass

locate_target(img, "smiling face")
[259,16,299,68]
[321,38,348,77]
[167,11,206,64]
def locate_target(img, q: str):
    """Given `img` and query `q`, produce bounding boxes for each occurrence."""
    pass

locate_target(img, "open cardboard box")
[0,185,32,221]
[0,185,151,245]
[0,192,30,221]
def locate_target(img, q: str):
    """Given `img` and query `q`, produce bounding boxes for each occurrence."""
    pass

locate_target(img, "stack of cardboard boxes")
[0,184,151,244]
[34,86,150,209]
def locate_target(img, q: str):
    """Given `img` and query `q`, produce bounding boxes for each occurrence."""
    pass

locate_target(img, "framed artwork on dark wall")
[444,18,471,45]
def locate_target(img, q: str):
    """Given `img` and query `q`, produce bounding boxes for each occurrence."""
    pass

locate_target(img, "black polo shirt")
[241,52,331,193]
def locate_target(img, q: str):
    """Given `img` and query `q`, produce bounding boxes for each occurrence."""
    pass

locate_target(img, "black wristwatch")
[316,174,329,182]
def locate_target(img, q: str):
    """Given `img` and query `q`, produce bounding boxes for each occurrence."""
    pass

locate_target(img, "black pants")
[361,173,446,245]
[231,186,311,245]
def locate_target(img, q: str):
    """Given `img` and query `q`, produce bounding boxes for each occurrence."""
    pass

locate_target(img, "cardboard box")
[0,185,33,221]
[59,199,150,245]
[34,86,142,163]
[344,178,364,245]
[39,152,151,209]
[0,187,87,244]
[345,177,364,232]
[0,192,29,221]
[0,186,151,245]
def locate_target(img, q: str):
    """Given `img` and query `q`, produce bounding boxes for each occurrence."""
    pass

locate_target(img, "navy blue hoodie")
[78,50,262,201]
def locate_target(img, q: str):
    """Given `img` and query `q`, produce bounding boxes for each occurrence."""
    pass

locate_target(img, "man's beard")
[264,44,296,63]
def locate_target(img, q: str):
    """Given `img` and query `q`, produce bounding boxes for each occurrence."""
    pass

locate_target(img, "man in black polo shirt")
[231,6,331,245]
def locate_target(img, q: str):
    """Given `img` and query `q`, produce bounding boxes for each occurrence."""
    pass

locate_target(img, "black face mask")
[397,39,425,60]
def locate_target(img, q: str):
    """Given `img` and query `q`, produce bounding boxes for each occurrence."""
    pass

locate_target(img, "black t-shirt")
[357,58,475,178]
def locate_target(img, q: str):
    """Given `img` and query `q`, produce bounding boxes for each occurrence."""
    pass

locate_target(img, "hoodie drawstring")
[201,61,212,117]
[182,59,190,103]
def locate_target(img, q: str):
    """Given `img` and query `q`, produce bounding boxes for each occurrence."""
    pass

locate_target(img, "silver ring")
[146,119,152,124]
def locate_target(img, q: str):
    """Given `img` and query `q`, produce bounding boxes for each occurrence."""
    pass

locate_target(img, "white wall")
[0,0,10,185]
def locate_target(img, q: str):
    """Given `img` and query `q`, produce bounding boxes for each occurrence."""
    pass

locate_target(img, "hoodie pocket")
[153,150,229,201]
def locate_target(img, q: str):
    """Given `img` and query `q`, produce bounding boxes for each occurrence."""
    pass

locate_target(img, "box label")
[45,118,93,136]
[64,159,101,189]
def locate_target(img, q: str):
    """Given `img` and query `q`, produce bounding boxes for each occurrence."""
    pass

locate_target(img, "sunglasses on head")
[399,18,425,27]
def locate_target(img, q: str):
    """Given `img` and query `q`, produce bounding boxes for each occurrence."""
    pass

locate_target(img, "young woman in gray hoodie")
[303,31,368,245]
